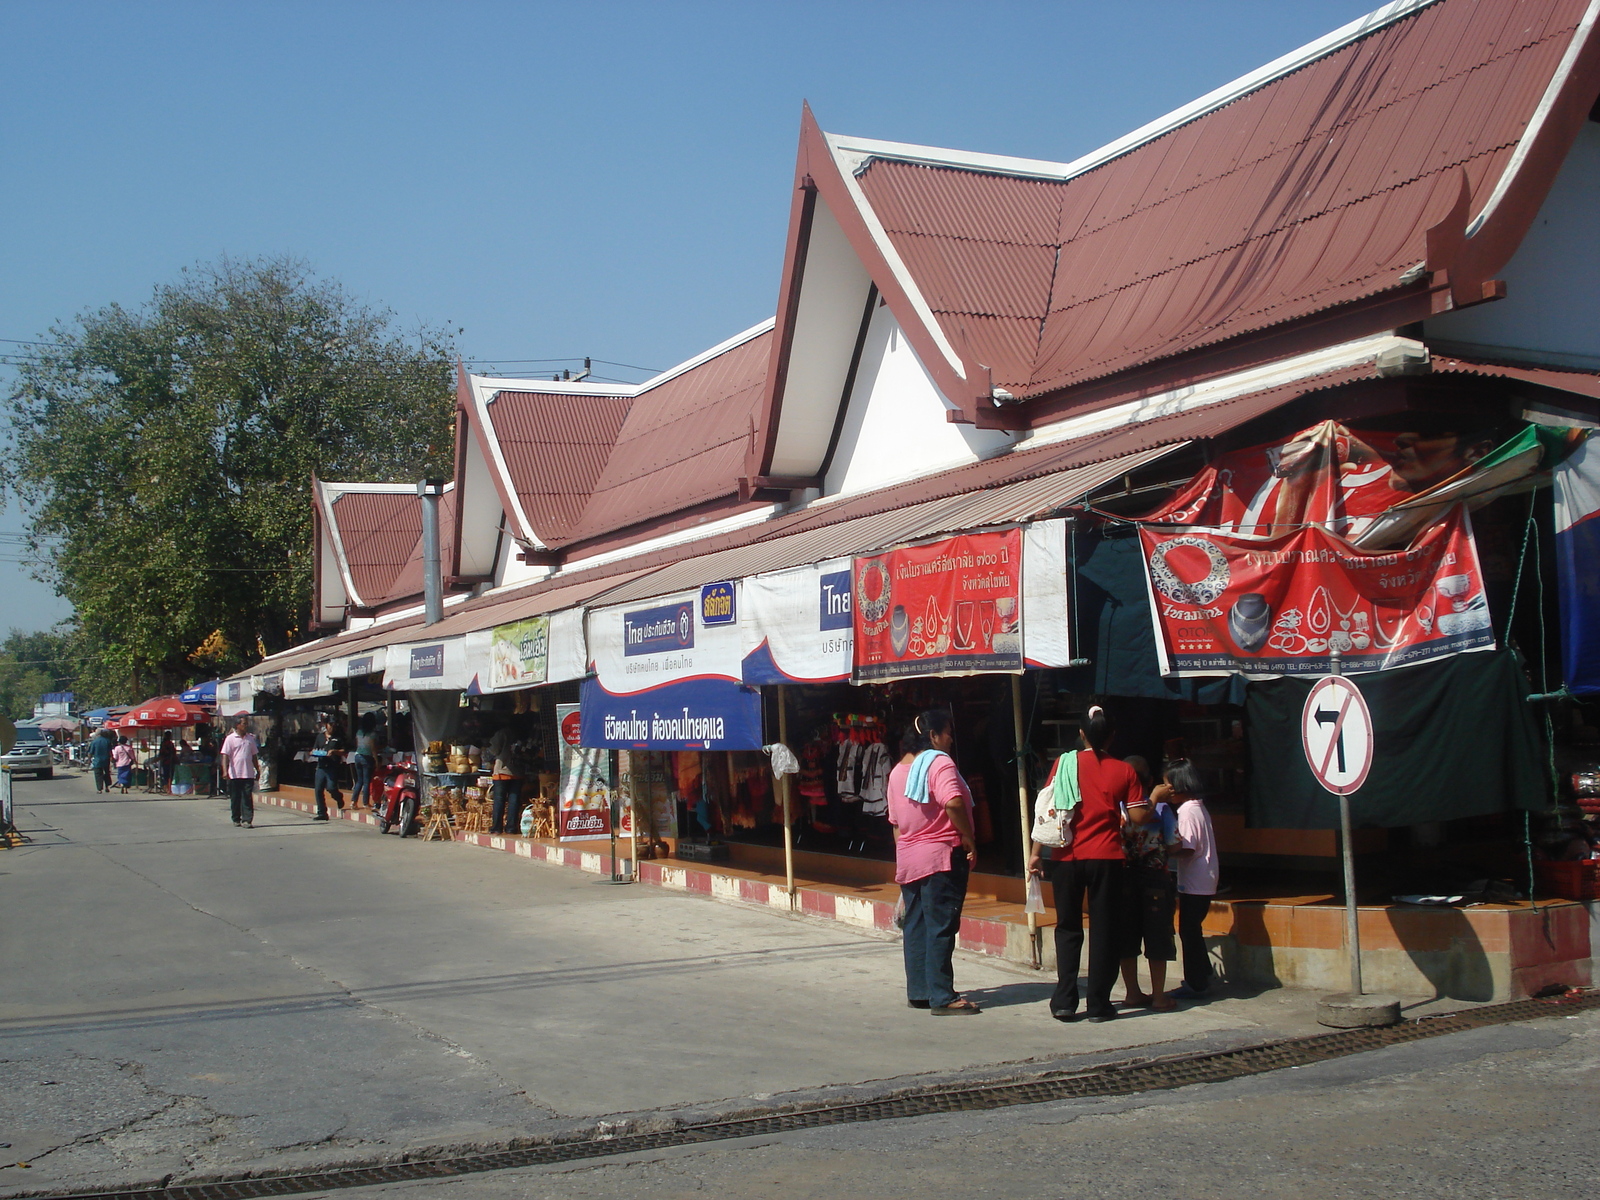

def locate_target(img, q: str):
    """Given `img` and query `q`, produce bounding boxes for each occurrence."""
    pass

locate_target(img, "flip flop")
[930,998,982,1015]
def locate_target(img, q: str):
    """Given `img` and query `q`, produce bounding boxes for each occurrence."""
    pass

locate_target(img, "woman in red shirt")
[1028,705,1142,1023]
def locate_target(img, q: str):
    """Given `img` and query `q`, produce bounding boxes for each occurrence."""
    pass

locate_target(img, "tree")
[0,626,75,720]
[2,257,455,700]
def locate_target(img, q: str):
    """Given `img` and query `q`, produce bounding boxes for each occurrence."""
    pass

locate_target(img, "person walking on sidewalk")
[888,709,981,1016]
[221,716,260,828]
[1028,705,1141,1024]
[311,716,346,821]
[1159,759,1219,1000]
[90,727,115,794]
[111,736,136,793]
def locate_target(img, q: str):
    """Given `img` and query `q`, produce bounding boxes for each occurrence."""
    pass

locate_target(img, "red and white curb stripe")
[255,790,1029,963]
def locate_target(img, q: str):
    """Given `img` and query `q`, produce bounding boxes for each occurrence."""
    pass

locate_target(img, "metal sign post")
[1301,657,1397,1026]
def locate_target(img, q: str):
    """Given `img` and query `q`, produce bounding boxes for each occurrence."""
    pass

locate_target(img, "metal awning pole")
[778,684,796,905]
[1011,674,1039,965]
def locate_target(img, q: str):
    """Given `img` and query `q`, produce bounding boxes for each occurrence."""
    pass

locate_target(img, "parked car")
[2,723,53,779]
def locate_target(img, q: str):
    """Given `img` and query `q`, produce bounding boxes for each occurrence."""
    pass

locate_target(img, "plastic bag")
[893,893,907,930]
[1024,874,1046,915]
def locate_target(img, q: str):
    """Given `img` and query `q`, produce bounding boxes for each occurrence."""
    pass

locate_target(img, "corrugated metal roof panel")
[485,390,633,542]
[326,490,420,608]
[567,330,771,542]
[850,0,1590,404]
[381,488,460,606]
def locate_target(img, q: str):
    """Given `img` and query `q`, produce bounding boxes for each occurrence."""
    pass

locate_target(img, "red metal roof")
[477,327,773,550]
[486,389,634,542]
[849,0,1593,403]
[380,487,461,606]
[326,489,421,608]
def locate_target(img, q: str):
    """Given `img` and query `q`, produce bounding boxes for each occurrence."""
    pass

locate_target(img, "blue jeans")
[314,765,341,817]
[491,778,522,834]
[899,854,970,1007]
[351,755,374,807]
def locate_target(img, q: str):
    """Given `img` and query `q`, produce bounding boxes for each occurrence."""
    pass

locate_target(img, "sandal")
[1121,991,1153,1008]
[930,998,982,1016]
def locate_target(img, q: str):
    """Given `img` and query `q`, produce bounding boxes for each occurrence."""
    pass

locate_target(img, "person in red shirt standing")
[1028,705,1142,1023]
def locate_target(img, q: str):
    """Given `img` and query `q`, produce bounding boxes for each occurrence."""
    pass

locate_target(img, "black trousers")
[1177,891,1216,992]
[228,778,254,826]
[1050,858,1125,1018]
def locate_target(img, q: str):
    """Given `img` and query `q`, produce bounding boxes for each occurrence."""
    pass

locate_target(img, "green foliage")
[0,626,75,720]
[2,257,455,699]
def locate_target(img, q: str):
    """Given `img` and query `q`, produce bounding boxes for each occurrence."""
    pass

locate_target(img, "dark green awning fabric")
[1245,649,1548,829]
[1058,531,1246,705]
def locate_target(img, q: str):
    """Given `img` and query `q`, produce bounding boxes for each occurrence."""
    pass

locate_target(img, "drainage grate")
[36,991,1599,1200]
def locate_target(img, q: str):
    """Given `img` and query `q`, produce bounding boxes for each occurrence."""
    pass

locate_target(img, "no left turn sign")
[1301,676,1373,795]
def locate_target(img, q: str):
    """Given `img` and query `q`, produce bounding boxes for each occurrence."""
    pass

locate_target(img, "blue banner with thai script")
[741,558,854,684]
[1554,432,1600,693]
[585,587,761,749]
[578,677,762,751]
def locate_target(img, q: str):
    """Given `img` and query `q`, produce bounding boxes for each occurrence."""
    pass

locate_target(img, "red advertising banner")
[1139,506,1494,677]
[853,529,1022,682]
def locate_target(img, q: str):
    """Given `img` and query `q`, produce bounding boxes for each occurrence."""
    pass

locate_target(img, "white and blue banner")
[582,588,762,750]
[382,629,492,693]
[1554,432,1600,694]
[740,558,854,684]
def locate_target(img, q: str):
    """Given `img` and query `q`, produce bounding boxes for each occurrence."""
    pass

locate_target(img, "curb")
[252,790,1037,965]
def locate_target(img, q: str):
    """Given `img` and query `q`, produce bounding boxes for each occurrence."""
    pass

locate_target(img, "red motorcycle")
[374,762,421,836]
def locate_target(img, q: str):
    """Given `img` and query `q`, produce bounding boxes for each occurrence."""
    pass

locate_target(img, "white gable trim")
[1467,0,1600,236]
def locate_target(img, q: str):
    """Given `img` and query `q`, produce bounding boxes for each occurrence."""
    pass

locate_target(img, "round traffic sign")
[1301,676,1373,795]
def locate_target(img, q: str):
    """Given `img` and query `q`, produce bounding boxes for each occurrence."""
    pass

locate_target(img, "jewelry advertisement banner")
[852,528,1023,682]
[1138,505,1494,678]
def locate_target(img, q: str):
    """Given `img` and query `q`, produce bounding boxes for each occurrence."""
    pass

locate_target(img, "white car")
[2,725,53,779]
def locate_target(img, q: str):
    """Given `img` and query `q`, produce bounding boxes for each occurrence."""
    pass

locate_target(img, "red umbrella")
[122,697,211,729]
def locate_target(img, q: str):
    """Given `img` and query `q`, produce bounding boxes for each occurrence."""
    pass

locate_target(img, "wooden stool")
[530,801,556,840]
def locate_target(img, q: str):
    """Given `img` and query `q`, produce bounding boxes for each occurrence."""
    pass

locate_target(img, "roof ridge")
[825,0,1445,184]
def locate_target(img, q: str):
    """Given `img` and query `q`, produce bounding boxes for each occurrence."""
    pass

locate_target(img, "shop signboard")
[1022,519,1073,669]
[328,650,379,680]
[741,558,853,684]
[852,529,1024,682]
[489,615,550,691]
[1138,505,1493,678]
[556,702,612,841]
[581,588,761,750]
[281,666,333,699]
[382,630,492,692]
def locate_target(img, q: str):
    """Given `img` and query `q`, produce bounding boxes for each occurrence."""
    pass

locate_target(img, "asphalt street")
[2,768,1593,1199]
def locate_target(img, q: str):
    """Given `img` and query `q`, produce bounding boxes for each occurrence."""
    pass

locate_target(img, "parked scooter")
[373,761,421,836]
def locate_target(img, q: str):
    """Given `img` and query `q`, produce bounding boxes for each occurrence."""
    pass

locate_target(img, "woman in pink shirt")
[888,710,980,1015]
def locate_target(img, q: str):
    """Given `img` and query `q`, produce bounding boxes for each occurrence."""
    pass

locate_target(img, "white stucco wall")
[823,305,1015,497]
[1426,121,1600,368]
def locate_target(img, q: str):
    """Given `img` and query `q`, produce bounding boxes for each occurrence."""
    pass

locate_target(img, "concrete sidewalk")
[1,771,1447,1197]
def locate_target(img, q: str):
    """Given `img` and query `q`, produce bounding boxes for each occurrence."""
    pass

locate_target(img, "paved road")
[2,769,1294,1195]
[328,1009,1600,1200]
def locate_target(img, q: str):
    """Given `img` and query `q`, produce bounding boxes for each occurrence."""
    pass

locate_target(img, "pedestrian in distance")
[1028,704,1141,1023]
[89,727,115,793]
[888,709,981,1016]
[221,715,260,828]
[1116,793,1179,1011]
[111,736,136,793]
[350,714,378,809]
[1157,759,1219,1000]
[311,716,346,821]
[486,716,536,835]
[157,733,177,793]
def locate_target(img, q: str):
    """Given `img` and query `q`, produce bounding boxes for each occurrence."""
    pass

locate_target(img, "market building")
[226,0,1600,1001]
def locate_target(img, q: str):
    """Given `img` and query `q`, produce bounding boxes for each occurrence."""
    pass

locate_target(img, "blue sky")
[1,0,1375,632]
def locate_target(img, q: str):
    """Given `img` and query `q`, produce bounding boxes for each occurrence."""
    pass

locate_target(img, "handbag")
[1029,751,1079,848]
[1031,788,1075,848]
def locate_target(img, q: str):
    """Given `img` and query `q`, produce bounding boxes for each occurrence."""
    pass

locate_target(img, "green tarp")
[1245,649,1548,829]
